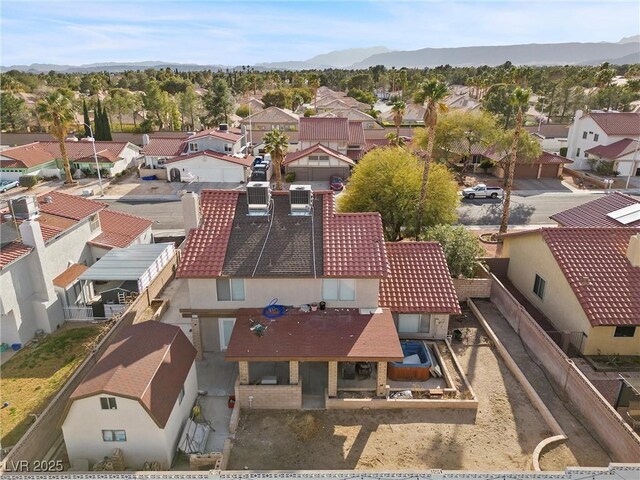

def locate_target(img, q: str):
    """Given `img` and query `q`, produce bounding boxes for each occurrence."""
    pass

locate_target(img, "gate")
[63,306,95,321]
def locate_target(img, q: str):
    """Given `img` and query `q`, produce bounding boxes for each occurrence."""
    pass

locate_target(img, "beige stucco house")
[502,228,640,356]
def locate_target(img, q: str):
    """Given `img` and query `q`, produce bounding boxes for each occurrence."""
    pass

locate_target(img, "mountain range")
[3,37,638,73]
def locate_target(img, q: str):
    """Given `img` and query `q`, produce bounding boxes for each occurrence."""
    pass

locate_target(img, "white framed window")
[576,148,580,157]
[216,278,245,301]
[594,134,599,142]
[189,143,199,152]
[100,397,117,410]
[102,429,126,442]
[533,274,546,300]
[582,131,588,139]
[398,314,431,334]
[322,279,356,301]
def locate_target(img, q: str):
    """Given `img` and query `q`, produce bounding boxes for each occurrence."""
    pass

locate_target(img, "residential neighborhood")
[1,1,640,478]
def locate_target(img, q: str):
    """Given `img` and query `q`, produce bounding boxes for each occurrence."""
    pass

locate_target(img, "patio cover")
[225,308,403,362]
[79,243,175,292]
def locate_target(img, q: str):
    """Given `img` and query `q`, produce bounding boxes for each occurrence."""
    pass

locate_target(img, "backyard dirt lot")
[228,311,590,471]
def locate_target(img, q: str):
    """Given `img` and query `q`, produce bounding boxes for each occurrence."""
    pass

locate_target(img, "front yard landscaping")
[0,325,102,448]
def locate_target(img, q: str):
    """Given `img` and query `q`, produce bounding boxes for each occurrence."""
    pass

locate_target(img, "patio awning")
[79,243,175,291]
[225,308,403,362]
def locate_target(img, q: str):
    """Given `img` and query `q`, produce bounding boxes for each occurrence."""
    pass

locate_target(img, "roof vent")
[9,196,39,220]
[43,195,53,204]
[219,123,228,132]
[289,185,313,216]
[246,181,271,216]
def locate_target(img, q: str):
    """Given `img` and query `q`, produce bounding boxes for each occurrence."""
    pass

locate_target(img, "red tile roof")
[550,192,640,228]
[588,112,640,136]
[176,191,240,278]
[75,149,120,164]
[348,121,366,146]
[53,263,89,288]
[40,141,134,161]
[300,117,350,142]
[284,143,354,166]
[323,193,388,278]
[380,242,461,314]
[225,308,403,361]
[164,150,253,167]
[585,138,640,160]
[70,322,196,428]
[0,142,56,169]
[364,138,390,153]
[536,151,573,165]
[0,242,32,269]
[188,128,243,142]
[37,191,105,221]
[88,210,153,249]
[141,137,187,157]
[541,228,640,327]
[346,149,364,161]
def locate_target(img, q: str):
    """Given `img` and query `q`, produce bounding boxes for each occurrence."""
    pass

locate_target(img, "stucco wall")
[188,137,242,155]
[299,140,346,153]
[166,156,246,183]
[161,363,199,460]
[287,155,351,168]
[187,278,380,310]
[0,256,37,344]
[585,326,640,356]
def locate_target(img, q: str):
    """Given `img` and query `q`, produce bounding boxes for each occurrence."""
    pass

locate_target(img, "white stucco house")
[62,321,198,470]
[164,150,252,183]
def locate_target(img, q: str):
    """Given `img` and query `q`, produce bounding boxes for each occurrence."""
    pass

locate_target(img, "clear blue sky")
[1,0,639,66]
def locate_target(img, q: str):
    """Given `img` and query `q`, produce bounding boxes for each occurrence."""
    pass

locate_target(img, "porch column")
[191,315,203,361]
[376,362,388,397]
[328,361,338,397]
[537,164,543,179]
[239,361,249,385]
[289,361,299,385]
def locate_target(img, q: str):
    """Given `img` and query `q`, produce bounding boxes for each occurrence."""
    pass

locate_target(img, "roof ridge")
[102,208,152,222]
[139,328,179,404]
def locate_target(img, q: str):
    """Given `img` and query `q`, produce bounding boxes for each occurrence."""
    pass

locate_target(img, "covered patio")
[225,307,403,409]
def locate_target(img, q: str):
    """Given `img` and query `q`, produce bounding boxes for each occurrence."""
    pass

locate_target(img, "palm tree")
[263,129,289,191]
[36,91,77,184]
[385,132,406,148]
[391,100,406,139]
[413,79,449,238]
[499,87,531,234]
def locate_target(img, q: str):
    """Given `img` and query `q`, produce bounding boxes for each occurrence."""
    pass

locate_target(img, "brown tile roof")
[225,308,403,362]
[53,263,89,288]
[364,138,390,152]
[164,150,253,167]
[585,138,640,160]
[541,228,640,327]
[40,141,134,161]
[536,151,573,165]
[348,121,366,146]
[284,143,354,166]
[0,242,32,269]
[141,137,188,157]
[70,322,196,428]
[323,193,388,278]
[300,117,350,142]
[176,191,240,278]
[75,149,120,163]
[188,128,243,142]
[239,106,299,125]
[88,210,153,249]
[588,112,640,136]
[346,149,364,161]
[0,142,57,169]
[316,108,381,125]
[36,212,78,236]
[550,192,640,228]
[525,124,570,138]
[380,242,461,314]
[37,191,105,221]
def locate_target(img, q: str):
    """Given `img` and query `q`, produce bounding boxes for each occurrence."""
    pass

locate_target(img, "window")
[100,397,117,410]
[189,143,198,152]
[533,274,546,300]
[216,278,245,301]
[102,430,126,442]
[73,281,82,300]
[178,386,185,405]
[89,213,100,232]
[308,155,330,166]
[582,131,588,139]
[398,314,431,334]
[614,326,636,338]
[576,148,580,157]
[594,134,599,142]
[224,144,232,152]
[322,279,356,301]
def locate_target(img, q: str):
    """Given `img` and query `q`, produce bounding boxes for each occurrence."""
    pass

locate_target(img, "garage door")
[539,164,560,178]
[290,167,349,182]
[514,164,538,178]
[201,317,221,352]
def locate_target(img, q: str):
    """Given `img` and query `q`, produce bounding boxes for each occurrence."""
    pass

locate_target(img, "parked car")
[0,180,19,193]
[250,164,269,182]
[462,184,503,199]
[330,176,344,191]
[252,156,263,167]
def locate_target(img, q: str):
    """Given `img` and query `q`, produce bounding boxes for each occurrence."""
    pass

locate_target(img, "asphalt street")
[104,192,640,231]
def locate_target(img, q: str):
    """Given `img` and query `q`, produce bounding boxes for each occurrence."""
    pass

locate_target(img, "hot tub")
[388,341,433,382]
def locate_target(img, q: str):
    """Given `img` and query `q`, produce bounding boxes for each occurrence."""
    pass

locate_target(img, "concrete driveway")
[513,178,572,192]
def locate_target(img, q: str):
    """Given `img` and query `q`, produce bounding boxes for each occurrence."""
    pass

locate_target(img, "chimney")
[627,233,640,267]
[142,134,150,146]
[574,109,583,122]
[182,192,200,233]
[19,219,45,250]
[219,123,228,132]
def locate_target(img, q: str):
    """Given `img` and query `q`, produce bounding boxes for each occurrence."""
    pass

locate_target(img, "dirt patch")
[228,313,557,471]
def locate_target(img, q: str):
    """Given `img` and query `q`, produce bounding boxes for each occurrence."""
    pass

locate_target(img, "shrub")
[479,159,494,173]
[285,171,296,183]
[303,108,315,117]
[18,175,39,189]
[423,224,485,278]
[595,160,618,176]
[236,105,250,118]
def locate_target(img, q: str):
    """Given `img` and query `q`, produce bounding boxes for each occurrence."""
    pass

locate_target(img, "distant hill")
[619,35,640,44]
[351,41,640,68]
[256,46,390,70]
[1,61,229,73]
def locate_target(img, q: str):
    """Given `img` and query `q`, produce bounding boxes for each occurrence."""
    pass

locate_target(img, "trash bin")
[319,301,326,311]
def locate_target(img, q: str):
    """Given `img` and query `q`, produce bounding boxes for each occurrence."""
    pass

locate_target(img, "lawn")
[0,325,102,448]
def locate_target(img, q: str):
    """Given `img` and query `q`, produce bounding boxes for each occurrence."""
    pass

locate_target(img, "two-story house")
[140,136,190,169]
[62,321,197,470]
[0,192,152,345]
[176,185,460,409]
[566,110,640,172]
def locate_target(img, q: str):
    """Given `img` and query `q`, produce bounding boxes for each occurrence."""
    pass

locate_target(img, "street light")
[81,122,104,196]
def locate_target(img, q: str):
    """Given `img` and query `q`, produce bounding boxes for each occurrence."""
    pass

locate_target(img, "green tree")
[0,92,29,132]
[391,100,406,138]
[203,78,234,127]
[106,88,135,131]
[414,78,449,238]
[102,105,113,141]
[499,87,531,234]
[94,98,104,140]
[338,147,458,241]
[235,105,251,118]
[423,225,485,278]
[385,132,406,147]
[82,99,91,136]
[482,83,517,128]
[143,81,171,129]
[35,90,77,184]
[262,89,291,109]
[347,88,377,107]
[263,129,289,191]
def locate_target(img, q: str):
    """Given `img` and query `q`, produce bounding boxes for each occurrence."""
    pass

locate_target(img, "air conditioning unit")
[289,185,313,216]
[81,189,94,197]
[9,196,39,220]
[246,181,271,216]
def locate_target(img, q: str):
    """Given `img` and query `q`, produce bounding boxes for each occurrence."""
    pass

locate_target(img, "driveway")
[513,178,572,192]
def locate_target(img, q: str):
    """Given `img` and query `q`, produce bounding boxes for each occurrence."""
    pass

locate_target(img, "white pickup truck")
[462,184,504,199]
